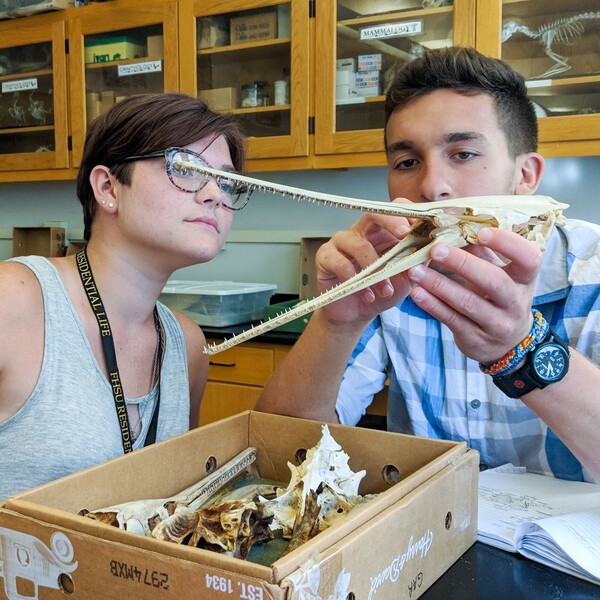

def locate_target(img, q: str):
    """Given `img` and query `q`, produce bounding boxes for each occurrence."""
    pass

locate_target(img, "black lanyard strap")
[145,309,164,447]
[76,247,162,452]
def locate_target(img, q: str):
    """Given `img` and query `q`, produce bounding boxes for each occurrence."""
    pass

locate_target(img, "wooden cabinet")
[0,10,69,174]
[68,0,180,167]
[476,0,600,157]
[248,0,478,170]
[0,0,596,183]
[200,338,389,429]
[0,0,179,182]
[200,340,291,425]
[311,0,477,169]
[179,0,310,163]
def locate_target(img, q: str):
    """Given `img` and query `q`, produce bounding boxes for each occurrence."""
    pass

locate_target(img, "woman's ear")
[89,165,118,210]
[514,152,545,195]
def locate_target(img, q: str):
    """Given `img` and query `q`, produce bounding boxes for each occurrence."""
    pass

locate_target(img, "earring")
[101,200,106,205]
[108,202,115,208]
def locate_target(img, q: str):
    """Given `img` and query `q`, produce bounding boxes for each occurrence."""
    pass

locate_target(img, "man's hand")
[407,227,543,365]
[315,210,415,326]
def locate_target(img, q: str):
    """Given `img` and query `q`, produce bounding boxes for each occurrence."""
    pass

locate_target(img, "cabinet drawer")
[207,345,274,386]
[200,382,261,426]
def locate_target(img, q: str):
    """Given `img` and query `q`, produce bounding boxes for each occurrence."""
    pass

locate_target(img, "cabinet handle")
[209,361,236,368]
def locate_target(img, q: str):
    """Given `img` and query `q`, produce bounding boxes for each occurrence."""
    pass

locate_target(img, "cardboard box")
[0,412,478,599]
[146,35,164,58]
[200,87,239,111]
[338,0,421,16]
[12,227,65,258]
[230,11,277,45]
[198,19,229,49]
[84,36,145,64]
[85,92,101,123]
[355,73,382,97]
[66,239,86,256]
[336,57,356,72]
[300,237,328,300]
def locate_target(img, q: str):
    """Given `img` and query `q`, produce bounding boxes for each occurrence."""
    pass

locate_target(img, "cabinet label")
[360,20,422,41]
[526,79,551,88]
[118,60,162,77]
[2,78,38,93]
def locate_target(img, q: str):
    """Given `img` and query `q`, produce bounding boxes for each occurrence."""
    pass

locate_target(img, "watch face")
[533,344,568,383]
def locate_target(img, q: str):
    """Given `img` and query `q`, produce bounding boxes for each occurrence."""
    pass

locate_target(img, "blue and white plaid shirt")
[337,220,600,482]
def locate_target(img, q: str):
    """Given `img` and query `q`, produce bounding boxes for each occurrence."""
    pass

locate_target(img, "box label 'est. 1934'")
[205,574,264,599]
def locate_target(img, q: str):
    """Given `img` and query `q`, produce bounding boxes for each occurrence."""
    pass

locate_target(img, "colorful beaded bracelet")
[479,310,549,377]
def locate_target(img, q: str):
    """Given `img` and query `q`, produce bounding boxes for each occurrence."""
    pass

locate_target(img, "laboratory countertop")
[422,541,599,599]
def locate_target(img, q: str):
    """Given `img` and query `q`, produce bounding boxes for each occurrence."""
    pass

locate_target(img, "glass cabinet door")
[315,0,476,159]
[501,0,599,154]
[0,14,69,172]
[68,0,179,166]
[478,0,600,157]
[179,0,309,163]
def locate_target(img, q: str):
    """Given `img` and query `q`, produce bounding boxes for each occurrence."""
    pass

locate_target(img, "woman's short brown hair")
[76,93,246,240]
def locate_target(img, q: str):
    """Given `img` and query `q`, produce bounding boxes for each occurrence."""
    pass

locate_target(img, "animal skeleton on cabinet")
[502,11,600,79]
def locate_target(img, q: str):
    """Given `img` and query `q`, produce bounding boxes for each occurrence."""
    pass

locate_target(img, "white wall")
[1,156,598,294]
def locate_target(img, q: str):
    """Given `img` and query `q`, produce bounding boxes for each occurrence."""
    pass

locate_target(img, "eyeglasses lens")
[166,148,250,210]
[167,149,209,193]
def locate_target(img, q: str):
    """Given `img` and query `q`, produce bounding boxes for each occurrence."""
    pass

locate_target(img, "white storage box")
[160,280,277,327]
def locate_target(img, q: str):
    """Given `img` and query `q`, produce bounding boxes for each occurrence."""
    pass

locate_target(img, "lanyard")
[76,247,163,453]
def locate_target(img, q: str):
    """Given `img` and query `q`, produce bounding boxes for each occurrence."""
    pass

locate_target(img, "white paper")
[477,467,600,585]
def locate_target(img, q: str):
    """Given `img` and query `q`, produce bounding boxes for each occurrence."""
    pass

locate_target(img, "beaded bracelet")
[479,310,549,377]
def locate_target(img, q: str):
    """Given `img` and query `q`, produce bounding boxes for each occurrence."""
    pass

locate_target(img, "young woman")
[0,93,251,499]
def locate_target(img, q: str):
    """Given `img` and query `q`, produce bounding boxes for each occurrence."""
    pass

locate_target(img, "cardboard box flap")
[11,412,465,512]
[248,411,467,494]
[280,449,478,597]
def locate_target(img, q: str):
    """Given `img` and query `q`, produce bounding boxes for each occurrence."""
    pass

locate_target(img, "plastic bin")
[159,280,277,327]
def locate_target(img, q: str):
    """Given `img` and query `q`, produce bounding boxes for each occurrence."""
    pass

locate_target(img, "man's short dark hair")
[76,93,246,240]
[384,46,538,158]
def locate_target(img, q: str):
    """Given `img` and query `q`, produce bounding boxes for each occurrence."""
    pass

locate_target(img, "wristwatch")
[492,330,571,398]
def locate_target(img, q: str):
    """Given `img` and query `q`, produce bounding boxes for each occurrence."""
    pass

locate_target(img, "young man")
[257,47,600,483]
[0,93,251,500]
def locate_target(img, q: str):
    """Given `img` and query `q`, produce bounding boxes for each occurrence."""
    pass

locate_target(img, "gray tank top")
[0,256,190,500]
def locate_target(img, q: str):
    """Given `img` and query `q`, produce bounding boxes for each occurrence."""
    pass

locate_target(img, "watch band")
[492,329,570,398]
